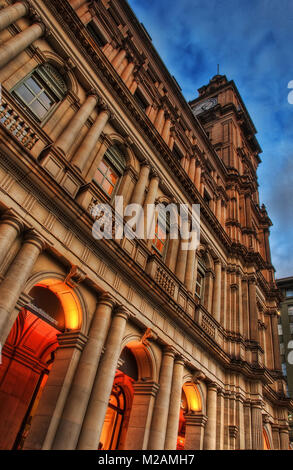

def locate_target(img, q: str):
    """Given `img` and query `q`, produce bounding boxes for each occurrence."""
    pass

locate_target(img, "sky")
[127,0,293,279]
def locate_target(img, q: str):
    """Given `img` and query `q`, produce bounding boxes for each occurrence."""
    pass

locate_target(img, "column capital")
[86,88,100,101]
[206,381,218,392]
[140,159,151,169]
[133,380,160,397]
[150,168,160,180]
[185,412,207,428]
[229,425,239,439]
[57,330,88,352]
[174,354,185,366]
[23,229,46,251]
[99,101,113,119]
[97,292,116,309]
[1,210,24,234]
[162,345,176,359]
[113,304,133,321]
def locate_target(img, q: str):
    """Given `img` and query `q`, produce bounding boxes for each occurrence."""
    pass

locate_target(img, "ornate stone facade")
[0,0,291,450]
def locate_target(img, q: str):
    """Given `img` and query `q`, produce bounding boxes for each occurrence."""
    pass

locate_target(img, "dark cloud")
[128,0,293,278]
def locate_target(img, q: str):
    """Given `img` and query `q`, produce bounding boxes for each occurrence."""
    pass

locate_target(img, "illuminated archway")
[263,427,271,450]
[100,339,155,450]
[177,382,202,450]
[0,278,82,450]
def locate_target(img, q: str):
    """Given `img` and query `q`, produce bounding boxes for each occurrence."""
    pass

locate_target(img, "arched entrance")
[99,346,138,450]
[0,278,81,450]
[263,427,271,450]
[99,339,154,450]
[177,382,202,450]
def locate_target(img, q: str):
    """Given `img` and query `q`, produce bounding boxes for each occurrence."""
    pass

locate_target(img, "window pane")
[102,179,112,195]
[30,100,47,119]
[38,91,55,110]
[94,169,103,185]
[26,77,42,95]
[16,84,34,105]
[99,160,108,174]
[108,170,118,185]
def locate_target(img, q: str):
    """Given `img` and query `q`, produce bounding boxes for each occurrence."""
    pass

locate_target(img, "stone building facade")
[276,276,293,442]
[0,0,291,450]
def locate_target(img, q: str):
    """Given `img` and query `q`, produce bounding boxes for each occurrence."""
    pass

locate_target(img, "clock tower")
[190,75,275,284]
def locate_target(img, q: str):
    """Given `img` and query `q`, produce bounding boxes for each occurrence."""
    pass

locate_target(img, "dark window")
[173,145,183,161]
[195,264,205,299]
[87,21,107,47]
[203,190,212,207]
[134,89,148,111]
[12,64,67,122]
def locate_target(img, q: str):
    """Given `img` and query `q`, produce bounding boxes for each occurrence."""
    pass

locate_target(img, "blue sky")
[128,0,293,279]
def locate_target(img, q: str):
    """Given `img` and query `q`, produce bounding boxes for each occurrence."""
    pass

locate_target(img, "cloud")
[128,0,293,277]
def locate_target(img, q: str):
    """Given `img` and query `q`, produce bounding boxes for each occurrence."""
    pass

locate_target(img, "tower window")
[11,64,67,123]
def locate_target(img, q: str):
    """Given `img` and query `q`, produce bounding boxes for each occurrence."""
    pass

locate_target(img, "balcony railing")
[0,88,50,151]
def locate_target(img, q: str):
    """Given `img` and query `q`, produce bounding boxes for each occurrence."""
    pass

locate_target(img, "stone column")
[129,162,150,207]
[0,232,44,345]
[154,108,165,134]
[0,2,29,33]
[0,22,46,69]
[111,49,127,69]
[124,381,159,450]
[184,242,196,293]
[77,306,130,450]
[148,347,175,450]
[271,424,280,450]
[55,93,99,155]
[248,276,258,342]
[0,211,23,268]
[216,388,225,449]
[185,413,207,450]
[164,356,184,450]
[52,294,115,450]
[243,401,252,449]
[143,170,160,240]
[165,217,180,273]
[195,162,201,189]
[213,260,222,323]
[188,156,196,182]
[71,106,111,172]
[271,313,282,371]
[70,0,88,9]
[251,401,263,450]
[237,395,245,449]
[121,61,135,82]
[161,117,171,143]
[203,382,218,450]
[24,331,87,450]
[237,273,244,336]
[279,427,290,450]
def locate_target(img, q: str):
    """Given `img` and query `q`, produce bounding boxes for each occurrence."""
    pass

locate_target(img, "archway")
[0,278,81,450]
[177,382,202,450]
[263,427,271,450]
[99,339,155,450]
[99,346,138,450]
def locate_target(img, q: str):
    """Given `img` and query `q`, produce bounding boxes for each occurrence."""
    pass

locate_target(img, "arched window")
[93,145,126,199]
[11,64,67,123]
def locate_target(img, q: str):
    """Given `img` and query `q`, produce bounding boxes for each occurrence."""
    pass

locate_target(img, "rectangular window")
[93,159,119,197]
[13,74,58,121]
[134,89,148,111]
[87,21,107,47]
[286,289,293,297]
[152,212,169,256]
[195,270,204,299]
